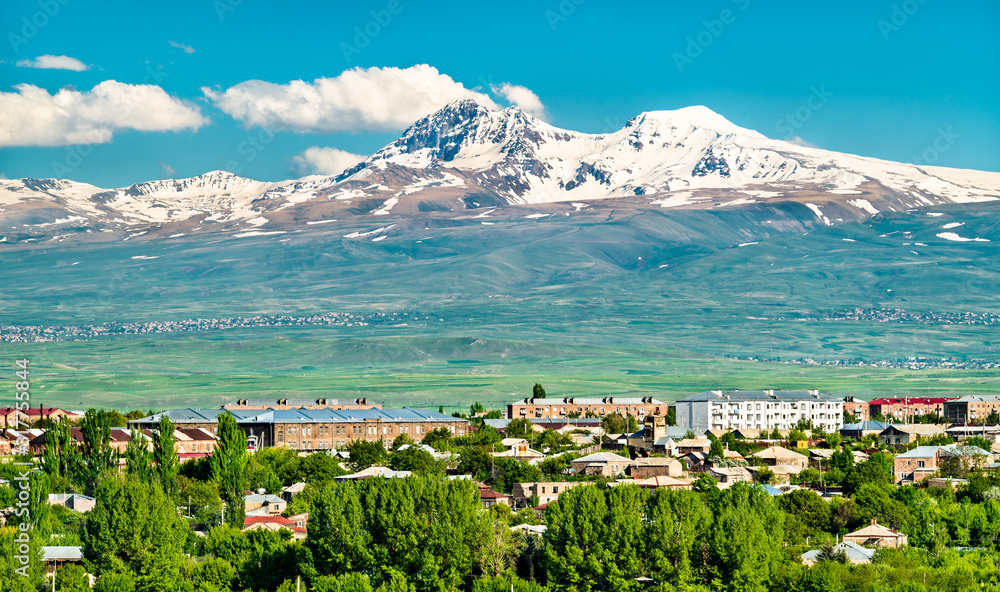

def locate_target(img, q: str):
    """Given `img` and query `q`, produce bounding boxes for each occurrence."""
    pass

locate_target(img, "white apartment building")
[675,389,843,433]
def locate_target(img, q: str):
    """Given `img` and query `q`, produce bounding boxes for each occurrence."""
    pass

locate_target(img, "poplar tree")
[211,411,249,526]
[80,409,116,495]
[153,415,179,497]
[124,426,152,482]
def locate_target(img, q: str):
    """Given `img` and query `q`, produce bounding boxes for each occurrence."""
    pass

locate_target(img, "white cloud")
[292,147,366,176]
[492,83,549,120]
[0,81,208,147]
[169,40,195,54]
[16,55,89,72]
[787,136,819,148]
[203,64,500,133]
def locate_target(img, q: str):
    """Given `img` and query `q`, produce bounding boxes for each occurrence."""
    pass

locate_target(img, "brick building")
[944,395,1000,424]
[843,397,870,421]
[507,397,669,420]
[867,397,954,422]
[130,407,467,451]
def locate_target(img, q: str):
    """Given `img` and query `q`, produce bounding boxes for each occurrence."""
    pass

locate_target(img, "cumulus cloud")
[16,55,89,72]
[292,147,366,176]
[491,83,549,120]
[169,40,195,54]
[203,64,500,133]
[0,81,208,147]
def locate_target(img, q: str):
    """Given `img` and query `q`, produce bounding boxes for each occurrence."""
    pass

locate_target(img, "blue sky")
[1,0,998,186]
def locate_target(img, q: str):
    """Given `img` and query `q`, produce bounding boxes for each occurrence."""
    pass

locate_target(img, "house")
[800,541,875,566]
[753,446,808,471]
[336,466,412,480]
[41,546,86,580]
[840,420,887,439]
[808,448,869,468]
[879,424,947,447]
[676,438,711,456]
[732,428,765,440]
[675,389,843,433]
[243,516,307,540]
[629,457,684,478]
[843,519,908,548]
[493,439,545,462]
[244,493,287,516]
[511,524,547,535]
[477,484,510,509]
[512,481,584,506]
[893,445,992,482]
[633,475,692,490]
[629,416,691,452]
[47,493,96,513]
[709,466,752,485]
[570,452,631,477]
[281,482,307,502]
[945,425,1000,443]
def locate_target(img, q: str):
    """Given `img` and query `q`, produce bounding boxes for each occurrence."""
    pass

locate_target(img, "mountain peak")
[630,106,765,139]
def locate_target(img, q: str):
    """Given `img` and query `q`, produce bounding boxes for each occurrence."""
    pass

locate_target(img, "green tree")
[709,438,725,460]
[346,440,388,471]
[42,416,79,481]
[506,419,535,440]
[83,475,187,592]
[853,483,909,529]
[843,451,894,494]
[646,488,712,589]
[756,466,775,486]
[988,410,1000,425]
[388,447,442,476]
[421,427,453,451]
[211,411,249,527]
[457,446,493,481]
[709,483,785,592]
[392,433,415,451]
[532,383,546,399]
[152,415,179,497]
[544,484,612,592]
[92,572,136,592]
[124,427,152,482]
[56,563,90,592]
[80,408,117,495]
[600,413,627,435]
[666,408,676,426]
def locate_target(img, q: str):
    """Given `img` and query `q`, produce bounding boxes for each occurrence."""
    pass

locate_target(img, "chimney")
[711,390,723,397]
[765,389,774,396]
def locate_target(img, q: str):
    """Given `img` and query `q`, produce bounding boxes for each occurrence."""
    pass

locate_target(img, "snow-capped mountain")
[2,100,999,243]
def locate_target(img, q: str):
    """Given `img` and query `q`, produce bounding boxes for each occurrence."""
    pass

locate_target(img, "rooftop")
[130,407,465,425]
[677,390,841,403]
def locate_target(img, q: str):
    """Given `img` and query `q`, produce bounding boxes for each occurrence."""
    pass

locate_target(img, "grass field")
[2,201,1000,411]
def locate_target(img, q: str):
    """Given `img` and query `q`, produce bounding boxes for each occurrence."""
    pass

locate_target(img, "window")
[918,461,925,468]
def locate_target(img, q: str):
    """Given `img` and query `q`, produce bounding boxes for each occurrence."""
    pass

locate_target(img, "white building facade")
[675,389,843,433]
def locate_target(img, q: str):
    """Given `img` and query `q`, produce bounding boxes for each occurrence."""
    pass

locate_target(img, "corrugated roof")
[131,407,463,425]
[42,546,83,561]
[573,452,630,464]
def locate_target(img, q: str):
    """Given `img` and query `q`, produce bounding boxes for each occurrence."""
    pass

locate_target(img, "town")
[4,388,1000,592]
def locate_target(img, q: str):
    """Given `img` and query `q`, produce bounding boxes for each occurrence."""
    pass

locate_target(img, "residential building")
[245,493,287,516]
[224,398,380,410]
[483,417,604,434]
[843,397,870,421]
[41,546,85,579]
[507,397,669,420]
[0,407,81,429]
[243,516,307,541]
[628,416,690,453]
[633,475,692,490]
[708,467,752,485]
[629,457,684,479]
[130,407,468,451]
[840,420,887,439]
[281,482,307,502]
[676,438,711,456]
[675,390,843,433]
[512,481,584,506]
[336,466,412,481]
[47,494,96,513]
[879,424,947,447]
[570,452,632,477]
[945,425,1000,442]
[843,519,908,548]
[477,484,510,509]
[801,541,875,566]
[868,397,954,422]
[944,395,1000,424]
[493,438,545,462]
[893,445,992,482]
